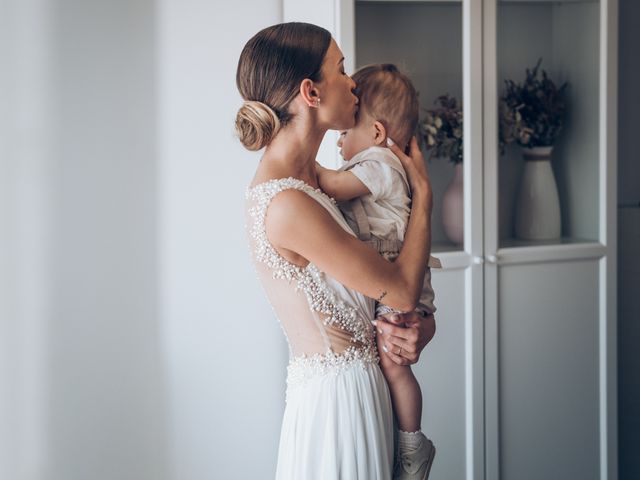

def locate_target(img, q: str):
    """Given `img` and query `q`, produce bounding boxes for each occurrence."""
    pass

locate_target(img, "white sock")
[398,429,423,453]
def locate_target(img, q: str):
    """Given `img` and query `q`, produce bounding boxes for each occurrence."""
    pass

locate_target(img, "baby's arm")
[415,257,442,316]
[316,163,371,202]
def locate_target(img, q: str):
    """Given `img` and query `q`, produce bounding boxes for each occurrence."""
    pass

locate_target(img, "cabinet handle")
[472,256,484,265]
[486,254,498,264]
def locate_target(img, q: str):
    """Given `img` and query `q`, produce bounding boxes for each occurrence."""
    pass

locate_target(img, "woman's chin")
[335,117,356,131]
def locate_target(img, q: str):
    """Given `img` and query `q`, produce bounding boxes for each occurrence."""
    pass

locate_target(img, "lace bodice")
[246,178,379,387]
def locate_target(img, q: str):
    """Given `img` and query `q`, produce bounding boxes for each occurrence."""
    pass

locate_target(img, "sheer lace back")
[246,178,378,387]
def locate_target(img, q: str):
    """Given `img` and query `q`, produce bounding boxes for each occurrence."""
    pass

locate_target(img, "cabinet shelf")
[496,239,605,264]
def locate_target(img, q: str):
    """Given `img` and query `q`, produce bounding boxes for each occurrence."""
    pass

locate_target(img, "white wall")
[46,1,168,479]
[1,0,168,478]
[157,1,286,478]
[0,0,53,477]
[2,0,288,478]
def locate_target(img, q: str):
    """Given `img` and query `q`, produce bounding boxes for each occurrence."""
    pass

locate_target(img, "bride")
[237,22,435,479]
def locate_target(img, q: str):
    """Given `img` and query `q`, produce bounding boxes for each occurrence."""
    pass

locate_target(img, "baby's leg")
[376,313,422,433]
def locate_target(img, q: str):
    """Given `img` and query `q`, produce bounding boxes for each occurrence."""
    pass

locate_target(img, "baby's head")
[338,64,419,161]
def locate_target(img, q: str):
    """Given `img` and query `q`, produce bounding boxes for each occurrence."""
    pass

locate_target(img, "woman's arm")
[268,137,432,312]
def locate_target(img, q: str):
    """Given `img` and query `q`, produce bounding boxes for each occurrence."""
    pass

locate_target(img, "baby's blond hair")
[352,64,419,149]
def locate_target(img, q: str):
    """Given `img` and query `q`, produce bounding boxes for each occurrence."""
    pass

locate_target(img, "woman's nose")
[350,76,357,91]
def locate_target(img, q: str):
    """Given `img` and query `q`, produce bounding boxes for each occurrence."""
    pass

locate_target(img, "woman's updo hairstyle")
[236,22,332,151]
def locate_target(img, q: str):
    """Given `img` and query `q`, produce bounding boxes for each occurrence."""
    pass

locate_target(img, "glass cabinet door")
[495,0,601,248]
[483,2,613,480]
[352,3,484,480]
[354,1,466,253]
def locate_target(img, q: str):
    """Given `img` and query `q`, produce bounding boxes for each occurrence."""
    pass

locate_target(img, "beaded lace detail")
[246,178,378,387]
[286,346,377,389]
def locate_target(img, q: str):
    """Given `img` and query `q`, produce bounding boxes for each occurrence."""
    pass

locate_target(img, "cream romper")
[337,145,441,316]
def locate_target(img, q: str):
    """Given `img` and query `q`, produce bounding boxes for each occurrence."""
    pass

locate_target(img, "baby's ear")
[372,121,387,145]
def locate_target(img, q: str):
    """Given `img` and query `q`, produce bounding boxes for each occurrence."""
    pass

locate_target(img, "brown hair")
[352,64,419,149]
[235,22,332,151]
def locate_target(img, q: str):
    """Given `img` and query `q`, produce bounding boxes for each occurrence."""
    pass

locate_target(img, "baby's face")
[337,116,378,161]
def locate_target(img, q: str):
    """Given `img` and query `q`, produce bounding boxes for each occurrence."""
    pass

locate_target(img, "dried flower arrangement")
[420,94,463,164]
[499,58,568,152]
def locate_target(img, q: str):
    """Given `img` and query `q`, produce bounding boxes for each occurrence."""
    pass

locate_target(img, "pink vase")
[442,162,464,245]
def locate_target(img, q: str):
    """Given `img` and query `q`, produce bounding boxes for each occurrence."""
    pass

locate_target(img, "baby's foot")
[393,432,435,480]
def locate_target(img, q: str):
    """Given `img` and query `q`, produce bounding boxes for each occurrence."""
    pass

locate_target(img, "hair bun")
[235,100,281,151]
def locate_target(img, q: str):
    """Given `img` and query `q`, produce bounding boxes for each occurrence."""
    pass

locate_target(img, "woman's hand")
[386,136,432,209]
[373,311,436,366]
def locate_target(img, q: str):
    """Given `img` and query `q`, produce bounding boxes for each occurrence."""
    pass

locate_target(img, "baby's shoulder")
[363,152,408,186]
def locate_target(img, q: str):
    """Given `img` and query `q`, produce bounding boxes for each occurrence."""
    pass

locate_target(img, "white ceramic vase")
[442,162,464,245]
[515,146,561,240]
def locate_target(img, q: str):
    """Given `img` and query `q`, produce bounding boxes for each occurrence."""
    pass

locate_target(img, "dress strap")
[246,178,309,279]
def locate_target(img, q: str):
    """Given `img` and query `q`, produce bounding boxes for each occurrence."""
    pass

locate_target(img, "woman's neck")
[259,117,327,188]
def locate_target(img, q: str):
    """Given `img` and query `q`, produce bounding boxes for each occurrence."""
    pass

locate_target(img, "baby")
[317,64,440,480]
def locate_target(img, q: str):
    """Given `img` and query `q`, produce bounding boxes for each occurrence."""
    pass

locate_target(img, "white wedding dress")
[246,178,395,480]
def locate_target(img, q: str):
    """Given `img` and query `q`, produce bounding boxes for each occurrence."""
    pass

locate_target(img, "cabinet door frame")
[482,1,618,479]
[463,1,486,479]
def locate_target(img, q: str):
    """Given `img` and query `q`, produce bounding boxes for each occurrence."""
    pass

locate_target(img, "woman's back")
[246,177,394,479]
[247,178,378,375]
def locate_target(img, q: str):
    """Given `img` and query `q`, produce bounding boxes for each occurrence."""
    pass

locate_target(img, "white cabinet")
[285,1,618,479]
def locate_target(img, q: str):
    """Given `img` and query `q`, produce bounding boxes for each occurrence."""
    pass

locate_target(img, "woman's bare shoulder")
[266,188,324,229]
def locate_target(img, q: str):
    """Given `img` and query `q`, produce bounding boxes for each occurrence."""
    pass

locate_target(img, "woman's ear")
[373,121,387,145]
[300,79,320,108]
